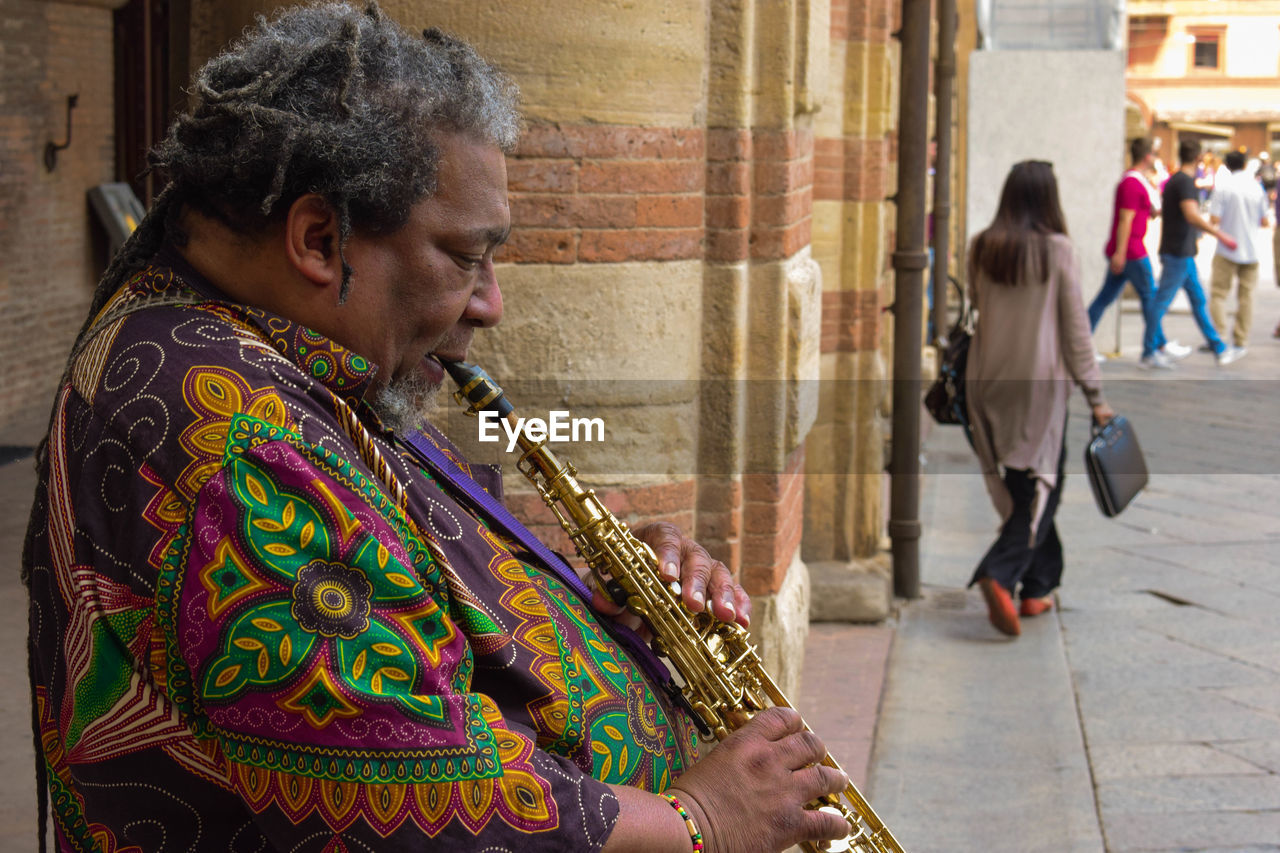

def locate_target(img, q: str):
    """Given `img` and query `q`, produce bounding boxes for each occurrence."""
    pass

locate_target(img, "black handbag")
[925,276,974,428]
[1085,415,1148,517]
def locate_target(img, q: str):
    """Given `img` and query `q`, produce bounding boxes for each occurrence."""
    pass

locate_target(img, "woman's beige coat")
[965,232,1105,538]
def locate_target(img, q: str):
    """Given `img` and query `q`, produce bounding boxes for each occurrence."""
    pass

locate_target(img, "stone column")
[803,0,901,621]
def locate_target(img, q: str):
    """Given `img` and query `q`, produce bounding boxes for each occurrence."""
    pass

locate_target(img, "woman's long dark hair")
[970,160,1068,286]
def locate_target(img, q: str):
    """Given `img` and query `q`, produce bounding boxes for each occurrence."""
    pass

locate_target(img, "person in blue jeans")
[1088,254,1168,354]
[1087,138,1189,364]
[1151,140,1244,368]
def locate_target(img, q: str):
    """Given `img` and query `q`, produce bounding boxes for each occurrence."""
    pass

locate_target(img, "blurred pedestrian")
[965,161,1114,638]
[1153,157,1169,190]
[1208,150,1267,353]
[1086,138,1188,366]
[1254,151,1275,201]
[1151,140,1244,367]
[1195,153,1214,207]
[1273,157,1280,328]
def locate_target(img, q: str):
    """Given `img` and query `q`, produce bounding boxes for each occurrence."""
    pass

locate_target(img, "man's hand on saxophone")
[585,522,851,853]
[589,521,752,637]
[601,706,852,853]
[643,521,753,629]
[444,360,904,852]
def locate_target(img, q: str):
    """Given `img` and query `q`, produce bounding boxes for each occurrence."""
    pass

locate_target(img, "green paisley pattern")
[157,414,499,784]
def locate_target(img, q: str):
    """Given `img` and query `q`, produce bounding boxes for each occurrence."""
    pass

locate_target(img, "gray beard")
[370,369,442,435]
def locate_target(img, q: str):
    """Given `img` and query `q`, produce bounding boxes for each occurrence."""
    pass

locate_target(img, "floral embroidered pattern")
[292,559,374,639]
[525,568,695,792]
[154,414,560,835]
[176,366,294,500]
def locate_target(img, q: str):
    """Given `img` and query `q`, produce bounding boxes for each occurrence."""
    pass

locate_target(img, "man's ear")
[284,194,342,288]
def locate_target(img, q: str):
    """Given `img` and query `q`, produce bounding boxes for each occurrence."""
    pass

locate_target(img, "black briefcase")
[1085,415,1148,517]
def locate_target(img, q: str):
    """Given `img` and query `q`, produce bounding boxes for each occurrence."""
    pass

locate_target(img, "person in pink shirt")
[1086,137,1191,366]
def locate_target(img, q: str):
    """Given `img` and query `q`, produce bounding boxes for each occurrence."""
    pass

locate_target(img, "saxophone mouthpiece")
[441,359,514,418]
[439,358,480,388]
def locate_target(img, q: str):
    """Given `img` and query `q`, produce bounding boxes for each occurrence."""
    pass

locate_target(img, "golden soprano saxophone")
[445,360,906,853]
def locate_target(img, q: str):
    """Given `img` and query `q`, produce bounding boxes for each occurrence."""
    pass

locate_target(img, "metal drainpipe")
[931,0,957,346]
[889,0,932,600]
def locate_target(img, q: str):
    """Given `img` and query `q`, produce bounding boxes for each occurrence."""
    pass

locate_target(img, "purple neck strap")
[399,430,673,687]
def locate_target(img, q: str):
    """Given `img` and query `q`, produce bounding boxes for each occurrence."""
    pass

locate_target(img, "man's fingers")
[741,706,803,741]
[705,560,737,622]
[656,544,681,583]
[678,544,713,613]
[635,520,713,613]
[791,764,849,802]
[633,521,750,625]
[635,522,683,583]
[779,730,829,770]
[799,796,857,843]
[733,584,752,627]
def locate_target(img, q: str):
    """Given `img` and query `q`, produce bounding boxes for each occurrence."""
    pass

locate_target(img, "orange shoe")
[1019,595,1054,618]
[978,578,1021,636]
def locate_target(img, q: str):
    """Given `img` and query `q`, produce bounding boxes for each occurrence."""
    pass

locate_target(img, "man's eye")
[455,254,483,270]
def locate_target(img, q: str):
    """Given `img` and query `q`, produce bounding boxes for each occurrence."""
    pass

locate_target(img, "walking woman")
[966,161,1114,637]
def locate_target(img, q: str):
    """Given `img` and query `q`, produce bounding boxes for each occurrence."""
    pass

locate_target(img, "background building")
[1127,0,1280,160]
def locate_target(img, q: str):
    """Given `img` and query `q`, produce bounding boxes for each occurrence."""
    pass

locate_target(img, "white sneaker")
[1216,346,1246,366]
[1161,341,1192,361]
[1094,351,1107,364]
[1138,351,1175,370]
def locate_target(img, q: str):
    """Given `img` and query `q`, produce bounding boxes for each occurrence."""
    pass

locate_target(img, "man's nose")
[468,262,502,328]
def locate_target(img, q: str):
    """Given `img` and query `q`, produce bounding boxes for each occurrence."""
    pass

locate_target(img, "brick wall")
[495,119,818,599]
[815,137,891,205]
[814,119,891,358]
[501,124,705,265]
[693,452,809,599]
[813,0,894,359]
[741,447,806,595]
[695,475,743,576]
[802,0,898,567]
[0,0,117,442]
[706,129,814,263]
[847,0,896,42]
[705,128,816,597]
[821,290,881,353]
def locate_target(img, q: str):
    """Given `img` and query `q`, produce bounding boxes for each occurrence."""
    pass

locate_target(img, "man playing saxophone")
[22,3,852,851]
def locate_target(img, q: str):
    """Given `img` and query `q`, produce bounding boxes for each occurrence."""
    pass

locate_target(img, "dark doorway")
[113,0,190,206]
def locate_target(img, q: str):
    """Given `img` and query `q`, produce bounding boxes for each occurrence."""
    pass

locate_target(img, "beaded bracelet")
[659,793,705,852]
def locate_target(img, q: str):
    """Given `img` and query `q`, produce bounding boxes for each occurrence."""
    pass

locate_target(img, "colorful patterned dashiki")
[25,249,698,852]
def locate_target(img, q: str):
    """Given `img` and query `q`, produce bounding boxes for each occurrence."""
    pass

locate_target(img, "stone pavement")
[855,235,1280,853]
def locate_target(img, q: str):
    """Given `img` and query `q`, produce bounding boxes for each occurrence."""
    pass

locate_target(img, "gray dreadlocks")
[93,0,520,319]
[28,0,520,559]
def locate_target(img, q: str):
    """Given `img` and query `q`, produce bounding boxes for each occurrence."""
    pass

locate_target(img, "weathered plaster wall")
[967,50,1126,344]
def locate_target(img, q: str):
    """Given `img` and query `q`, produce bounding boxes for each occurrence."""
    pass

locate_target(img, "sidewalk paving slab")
[852,234,1280,853]
[865,422,1106,853]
